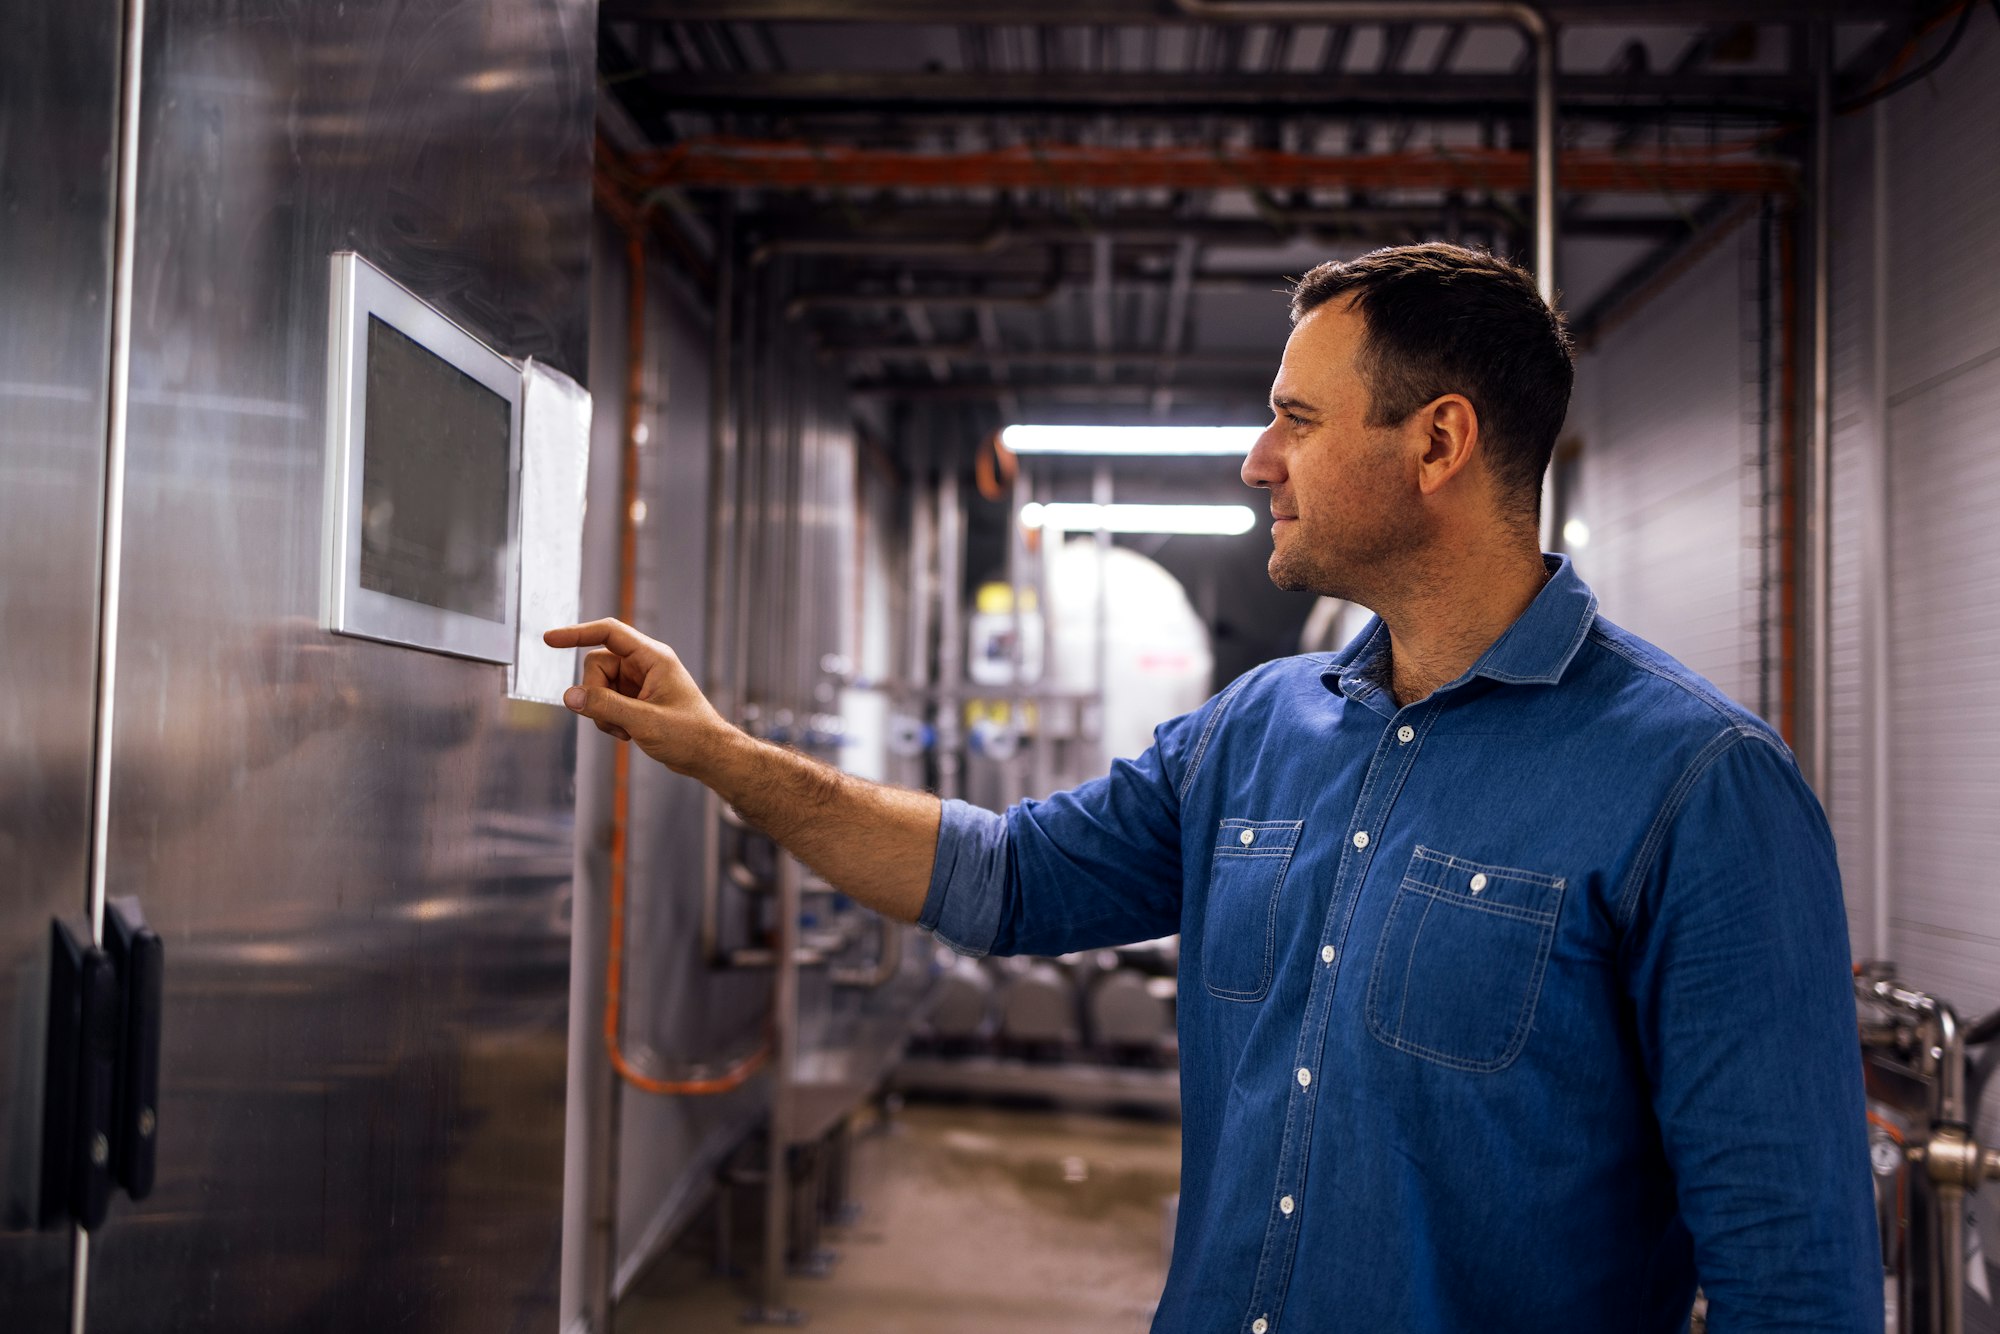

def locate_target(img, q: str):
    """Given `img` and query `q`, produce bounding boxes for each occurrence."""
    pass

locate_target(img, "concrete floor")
[617,1103,1182,1334]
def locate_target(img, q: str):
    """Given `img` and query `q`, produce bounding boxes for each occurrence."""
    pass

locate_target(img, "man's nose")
[1241,421,1285,490]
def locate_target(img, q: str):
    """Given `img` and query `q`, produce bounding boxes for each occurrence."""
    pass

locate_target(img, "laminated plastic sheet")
[511,358,593,705]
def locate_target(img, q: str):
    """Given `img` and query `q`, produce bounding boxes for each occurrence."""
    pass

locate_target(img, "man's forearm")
[691,726,942,923]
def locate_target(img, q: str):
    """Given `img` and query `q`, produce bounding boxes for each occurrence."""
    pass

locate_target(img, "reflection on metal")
[54,0,598,1329]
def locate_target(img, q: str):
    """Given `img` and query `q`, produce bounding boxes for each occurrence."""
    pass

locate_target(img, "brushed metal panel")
[1881,19,2000,404]
[1876,23,2000,1018]
[80,1,595,1329]
[0,0,121,1325]
[1887,360,2000,1018]
[1570,224,1765,712]
[1825,110,1884,960]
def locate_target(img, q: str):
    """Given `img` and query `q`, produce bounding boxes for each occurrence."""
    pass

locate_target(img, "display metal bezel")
[322,250,522,663]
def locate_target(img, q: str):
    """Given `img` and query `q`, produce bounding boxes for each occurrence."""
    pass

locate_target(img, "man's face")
[1241,301,1430,602]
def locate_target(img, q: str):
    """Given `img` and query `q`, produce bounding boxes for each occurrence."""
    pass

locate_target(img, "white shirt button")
[1239,828,1256,846]
[1253,1319,1269,1334]
[1397,725,1415,744]
[1296,1067,1311,1087]
[1320,945,1336,964]
[1351,830,1369,849]
[1470,873,1488,894]
[1279,1195,1295,1216]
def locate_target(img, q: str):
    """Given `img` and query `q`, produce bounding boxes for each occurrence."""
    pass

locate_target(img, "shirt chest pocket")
[1201,819,1304,1002]
[1365,846,1566,1073]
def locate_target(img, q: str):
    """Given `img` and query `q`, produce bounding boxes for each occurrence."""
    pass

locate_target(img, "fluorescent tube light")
[1000,424,1262,456]
[1020,502,1258,536]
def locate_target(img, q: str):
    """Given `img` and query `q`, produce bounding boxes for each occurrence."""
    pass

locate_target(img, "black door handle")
[38,901,165,1233]
[40,919,116,1231]
[106,897,162,1201]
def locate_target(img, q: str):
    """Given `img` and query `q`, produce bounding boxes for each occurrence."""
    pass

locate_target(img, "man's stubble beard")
[1266,483,1431,604]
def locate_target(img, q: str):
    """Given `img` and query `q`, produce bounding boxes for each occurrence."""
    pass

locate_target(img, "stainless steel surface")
[322,251,525,665]
[89,0,147,948]
[1167,0,1557,301]
[72,1,596,1329]
[0,0,120,1325]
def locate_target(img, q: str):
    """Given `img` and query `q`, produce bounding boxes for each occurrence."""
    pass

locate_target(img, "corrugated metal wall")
[1566,219,1773,716]
[576,216,770,1301]
[1577,23,2000,1020]
[1866,17,2000,1014]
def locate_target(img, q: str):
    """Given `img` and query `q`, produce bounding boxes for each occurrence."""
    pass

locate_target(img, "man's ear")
[1415,394,1479,497]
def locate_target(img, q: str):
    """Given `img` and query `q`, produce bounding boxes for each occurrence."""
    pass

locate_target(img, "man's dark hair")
[1289,243,1574,514]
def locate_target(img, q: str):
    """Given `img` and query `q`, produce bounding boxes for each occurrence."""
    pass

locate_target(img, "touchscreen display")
[358,316,512,621]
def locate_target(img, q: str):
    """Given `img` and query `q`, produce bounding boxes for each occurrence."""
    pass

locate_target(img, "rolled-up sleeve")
[919,798,1010,956]
[919,689,1234,958]
[1620,727,1881,1331]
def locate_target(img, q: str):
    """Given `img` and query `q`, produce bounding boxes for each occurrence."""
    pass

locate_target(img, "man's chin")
[1266,553,1313,594]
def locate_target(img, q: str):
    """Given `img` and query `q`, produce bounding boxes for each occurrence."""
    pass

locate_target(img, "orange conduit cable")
[602,212,771,1098]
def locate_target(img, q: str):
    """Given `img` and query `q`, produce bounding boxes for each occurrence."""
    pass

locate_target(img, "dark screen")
[358,316,512,621]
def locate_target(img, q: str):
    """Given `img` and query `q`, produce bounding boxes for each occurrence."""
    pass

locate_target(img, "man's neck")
[1377,539,1551,707]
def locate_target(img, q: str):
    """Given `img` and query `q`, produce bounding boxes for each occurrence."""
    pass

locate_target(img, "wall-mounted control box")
[322,252,589,695]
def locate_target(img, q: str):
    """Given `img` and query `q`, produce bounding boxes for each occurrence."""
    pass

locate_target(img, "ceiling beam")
[639,140,1797,195]
[607,0,1909,23]
[640,68,1809,116]
[836,344,1278,371]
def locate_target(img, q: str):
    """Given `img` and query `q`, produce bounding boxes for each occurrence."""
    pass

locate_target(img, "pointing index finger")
[543,618,652,657]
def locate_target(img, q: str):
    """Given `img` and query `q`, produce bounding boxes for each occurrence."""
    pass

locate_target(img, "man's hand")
[543,619,732,776]
[545,616,941,922]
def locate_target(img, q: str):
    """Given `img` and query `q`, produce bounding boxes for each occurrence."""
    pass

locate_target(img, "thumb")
[564,685,646,730]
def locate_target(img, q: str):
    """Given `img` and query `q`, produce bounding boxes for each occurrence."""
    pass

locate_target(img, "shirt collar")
[1320,554,1599,699]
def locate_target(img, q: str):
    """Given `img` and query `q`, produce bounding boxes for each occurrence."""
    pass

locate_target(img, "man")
[548,244,1879,1331]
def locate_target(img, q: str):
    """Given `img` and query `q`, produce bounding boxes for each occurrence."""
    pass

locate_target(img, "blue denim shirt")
[921,556,1879,1333]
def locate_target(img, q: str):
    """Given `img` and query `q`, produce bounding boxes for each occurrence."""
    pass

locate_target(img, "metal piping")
[699,199,736,968]
[829,917,906,988]
[1169,0,1557,301]
[77,0,147,1319]
[934,462,966,801]
[1807,23,1833,799]
[605,219,770,1097]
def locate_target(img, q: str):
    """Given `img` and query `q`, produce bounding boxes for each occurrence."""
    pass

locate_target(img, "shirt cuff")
[918,798,1008,957]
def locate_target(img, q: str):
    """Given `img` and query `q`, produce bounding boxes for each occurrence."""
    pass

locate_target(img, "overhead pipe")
[1170,0,1556,300]
[658,142,1790,212]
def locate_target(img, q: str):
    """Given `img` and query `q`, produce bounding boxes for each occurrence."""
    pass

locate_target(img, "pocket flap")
[1214,818,1304,857]
[1403,846,1564,922]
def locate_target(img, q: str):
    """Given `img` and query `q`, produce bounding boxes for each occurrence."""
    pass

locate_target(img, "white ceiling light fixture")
[1562,518,1591,550]
[1000,424,1263,457]
[1020,502,1258,537]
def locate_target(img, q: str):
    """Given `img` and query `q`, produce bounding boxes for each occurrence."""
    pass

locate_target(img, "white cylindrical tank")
[1044,538,1213,765]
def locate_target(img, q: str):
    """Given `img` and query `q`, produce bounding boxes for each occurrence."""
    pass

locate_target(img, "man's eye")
[1285,413,1309,427]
